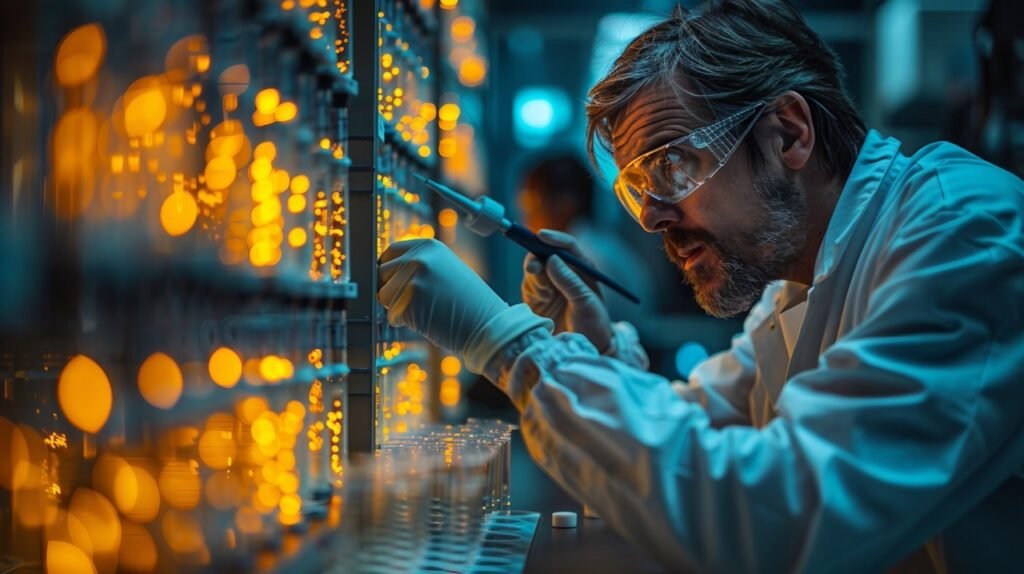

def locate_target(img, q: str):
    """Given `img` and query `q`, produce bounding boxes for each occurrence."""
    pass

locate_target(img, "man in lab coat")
[377,1,1024,572]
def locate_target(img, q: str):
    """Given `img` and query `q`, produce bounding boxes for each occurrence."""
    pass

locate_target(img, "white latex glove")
[521,229,613,353]
[378,239,552,373]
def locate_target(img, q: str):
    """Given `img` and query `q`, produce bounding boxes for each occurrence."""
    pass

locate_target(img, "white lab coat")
[484,131,1024,573]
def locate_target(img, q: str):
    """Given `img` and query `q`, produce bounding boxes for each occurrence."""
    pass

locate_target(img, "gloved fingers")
[377,257,406,294]
[522,283,559,317]
[377,259,409,309]
[522,252,553,288]
[377,246,429,324]
[521,262,557,301]
[523,251,544,275]
[546,255,600,303]
[537,229,591,263]
[521,263,566,325]
[522,251,557,297]
[378,238,437,289]
[378,238,430,265]
[536,230,600,293]
[382,284,413,328]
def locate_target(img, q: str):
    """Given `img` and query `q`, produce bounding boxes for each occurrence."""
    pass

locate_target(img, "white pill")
[552,511,578,528]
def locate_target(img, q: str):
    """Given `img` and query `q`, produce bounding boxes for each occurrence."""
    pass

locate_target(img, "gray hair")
[587,0,866,178]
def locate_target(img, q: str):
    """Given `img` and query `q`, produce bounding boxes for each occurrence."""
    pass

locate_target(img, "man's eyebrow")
[615,108,692,161]
[613,92,694,139]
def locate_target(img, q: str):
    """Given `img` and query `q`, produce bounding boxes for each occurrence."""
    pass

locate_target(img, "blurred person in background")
[378,0,1024,571]
[517,152,652,322]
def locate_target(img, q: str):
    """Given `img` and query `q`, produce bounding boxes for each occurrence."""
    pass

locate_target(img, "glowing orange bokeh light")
[288,227,307,248]
[55,24,106,87]
[119,521,158,573]
[254,88,280,114]
[114,464,160,523]
[208,347,243,388]
[158,460,201,509]
[440,377,461,407]
[458,55,487,87]
[274,101,298,123]
[440,356,462,377]
[287,194,307,214]
[253,141,276,162]
[68,488,121,562]
[160,192,198,237]
[58,355,113,434]
[138,352,184,409]
[204,156,237,191]
[450,16,475,43]
[198,429,236,470]
[47,541,97,574]
[123,76,168,137]
[289,174,310,194]
[439,103,461,122]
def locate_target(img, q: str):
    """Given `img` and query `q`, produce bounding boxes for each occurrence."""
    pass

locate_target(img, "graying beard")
[689,176,806,318]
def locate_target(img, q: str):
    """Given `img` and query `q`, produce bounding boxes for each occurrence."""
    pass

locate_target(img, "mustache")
[662,228,718,254]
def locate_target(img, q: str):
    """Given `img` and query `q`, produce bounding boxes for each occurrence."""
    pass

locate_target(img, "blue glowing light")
[520,98,555,130]
[513,86,571,148]
[675,342,709,379]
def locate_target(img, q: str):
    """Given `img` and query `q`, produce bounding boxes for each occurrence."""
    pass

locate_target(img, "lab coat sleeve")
[604,320,650,371]
[673,284,777,427]
[578,310,757,426]
[482,205,1024,573]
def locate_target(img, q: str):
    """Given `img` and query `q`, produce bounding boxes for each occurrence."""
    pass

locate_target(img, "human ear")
[770,91,815,171]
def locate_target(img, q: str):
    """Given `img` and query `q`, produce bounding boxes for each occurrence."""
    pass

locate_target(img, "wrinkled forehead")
[610,84,709,169]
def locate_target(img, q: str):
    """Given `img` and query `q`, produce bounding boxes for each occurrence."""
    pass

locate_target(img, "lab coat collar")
[812,130,902,285]
[755,131,904,409]
[777,281,809,314]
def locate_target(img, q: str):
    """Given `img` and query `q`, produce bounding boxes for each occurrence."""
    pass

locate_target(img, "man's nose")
[638,192,682,233]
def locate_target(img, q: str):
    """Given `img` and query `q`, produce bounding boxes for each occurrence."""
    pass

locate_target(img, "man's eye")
[665,148,689,163]
[666,148,699,171]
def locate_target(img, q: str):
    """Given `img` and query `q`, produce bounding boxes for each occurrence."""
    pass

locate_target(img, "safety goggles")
[612,100,768,222]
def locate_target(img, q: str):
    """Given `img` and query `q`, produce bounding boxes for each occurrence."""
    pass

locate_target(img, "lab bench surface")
[507,429,667,574]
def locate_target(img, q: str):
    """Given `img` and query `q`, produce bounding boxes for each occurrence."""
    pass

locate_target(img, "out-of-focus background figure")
[516,152,652,321]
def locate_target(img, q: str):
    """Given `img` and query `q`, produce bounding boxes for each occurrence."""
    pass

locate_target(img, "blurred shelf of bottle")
[0,0,355,570]
[0,0,529,571]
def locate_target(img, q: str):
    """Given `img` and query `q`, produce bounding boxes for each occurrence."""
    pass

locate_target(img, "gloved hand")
[378,239,552,374]
[521,230,613,353]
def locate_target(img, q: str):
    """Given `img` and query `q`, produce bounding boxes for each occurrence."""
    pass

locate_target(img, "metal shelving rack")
[349,0,441,453]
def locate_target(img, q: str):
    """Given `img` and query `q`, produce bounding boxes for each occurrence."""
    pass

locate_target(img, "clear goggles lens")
[613,101,767,222]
